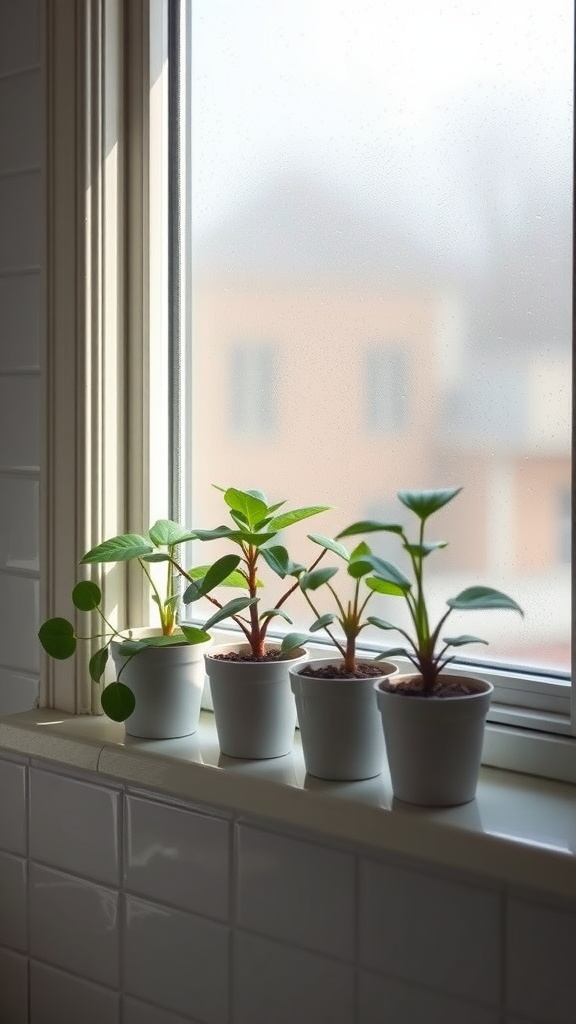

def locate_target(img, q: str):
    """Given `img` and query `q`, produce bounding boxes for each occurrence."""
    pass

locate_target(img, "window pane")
[184,0,572,671]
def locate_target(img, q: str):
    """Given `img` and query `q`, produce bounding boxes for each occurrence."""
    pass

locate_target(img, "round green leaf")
[101,681,136,722]
[310,613,336,632]
[38,618,77,659]
[180,625,212,644]
[299,566,339,591]
[72,580,102,611]
[148,519,196,546]
[280,632,308,653]
[89,645,109,682]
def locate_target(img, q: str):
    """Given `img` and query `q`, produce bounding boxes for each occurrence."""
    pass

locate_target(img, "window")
[229,342,278,435]
[174,0,573,738]
[364,345,409,434]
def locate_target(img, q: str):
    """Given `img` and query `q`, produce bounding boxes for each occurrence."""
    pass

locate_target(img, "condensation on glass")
[183,0,573,671]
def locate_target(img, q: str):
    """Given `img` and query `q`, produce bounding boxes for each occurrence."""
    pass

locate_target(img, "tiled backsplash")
[0,751,575,1024]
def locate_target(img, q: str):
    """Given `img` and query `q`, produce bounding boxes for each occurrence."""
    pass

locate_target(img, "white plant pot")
[205,644,306,759]
[111,629,210,739]
[290,658,397,780]
[375,675,494,806]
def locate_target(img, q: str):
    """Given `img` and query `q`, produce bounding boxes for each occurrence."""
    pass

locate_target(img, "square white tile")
[123,996,201,1024]
[0,851,27,951]
[0,0,39,74]
[359,970,501,1024]
[0,947,27,1024]
[507,895,576,1023]
[30,768,120,884]
[359,857,501,1005]
[0,573,39,673]
[0,667,38,714]
[0,476,39,571]
[0,274,40,372]
[124,894,228,1023]
[0,757,27,854]
[237,824,355,958]
[125,795,229,920]
[0,375,40,467]
[30,961,120,1024]
[234,930,355,1024]
[0,170,41,271]
[30,863,120,987]
[0,69,41,173]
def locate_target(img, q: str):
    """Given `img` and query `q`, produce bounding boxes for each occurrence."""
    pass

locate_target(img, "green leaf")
[101,681,136,722]
[365,577,407,597]
[299,566,339,591]
[38,618,77,659]
[81,534,153,563]
[375,647,411,660]
[366,617,398,630]
[350,541,371,560]
[183,581,204,604]
[442,634,489,647]
[116,639,146,657]
[89,645,109,682]
[187,565,250,589]
[310,613,336,632]
[148,519,196,546]
[202,554,242,594]
[397,487,462,521]
[193,526,238,541]
[72,580,102,611]
[307,534,349,560]
[224,488,268,528]
[404,541,448,557]
[259,609,293,624]
[336,520,405,539]
[141,552,171,563]
[281,632,308,653]
[268,505,330,531]
[180,625,212,644]
[447,587,524,615]
[348,555,411,591]
[203,596,259,631]
[260,545,305,578]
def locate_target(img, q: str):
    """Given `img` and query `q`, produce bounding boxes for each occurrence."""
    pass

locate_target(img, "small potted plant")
[184,486,329,759]
[339,487,524,805]
[38,520,211,738]
[288,533,398,780]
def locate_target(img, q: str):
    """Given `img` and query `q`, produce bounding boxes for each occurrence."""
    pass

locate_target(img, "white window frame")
[41,0,170,713]
[42,0,575,783]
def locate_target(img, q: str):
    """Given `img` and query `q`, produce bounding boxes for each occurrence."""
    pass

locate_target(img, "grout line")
[0,367,40,377]
[228,815,238,1024]
[353,853,361,1024]
[0,165,41,180]
[0,266,40,279]
[0,65,40,83]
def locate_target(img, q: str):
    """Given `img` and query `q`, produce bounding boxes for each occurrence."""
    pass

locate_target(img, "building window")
[229,342,277,435]
[364,345,408,433]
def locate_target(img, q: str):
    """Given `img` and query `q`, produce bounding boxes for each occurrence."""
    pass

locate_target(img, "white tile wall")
[358,970,501,1024]
[0,752,575,1023]
[0,69,41,172]
[236,823,355,958]
[234,930,355,1024]
[30,962,120,1024]
[0,756,27,853]
[0,376,40,467]
[0,666,38,714]
[0,946,28,1024]
[0,573,40,672]
[0,476,40,571]
[0,0,39,72]
[124,894,229,1022]
[0,274,40,369]
[29,863,120,987]
[507,894,576,1024]
[125,794,230,919]
[30,768,121,885]
[359,856,502,1006]
[0,850,27,951]
[0,171,42,271]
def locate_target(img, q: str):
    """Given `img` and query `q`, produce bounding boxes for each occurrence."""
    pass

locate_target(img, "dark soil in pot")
[211,650,287,663]
[299,662,385,680]
[382,676,487,698]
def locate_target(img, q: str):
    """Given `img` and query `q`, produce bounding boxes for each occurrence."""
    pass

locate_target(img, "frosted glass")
[187,0,572,670]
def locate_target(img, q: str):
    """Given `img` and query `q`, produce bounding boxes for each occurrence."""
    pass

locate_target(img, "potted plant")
[288,533,398,780]
[339,487,524,805]
[38,520,212,738]
[183,486,329,759]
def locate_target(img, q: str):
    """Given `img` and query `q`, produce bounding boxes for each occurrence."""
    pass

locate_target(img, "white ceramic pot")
[375,674,494,806]
[290,658,397,780]
[205,643,306,759]
[111,629,210,739]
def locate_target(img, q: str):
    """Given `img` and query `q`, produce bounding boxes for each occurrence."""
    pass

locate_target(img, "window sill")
[0,708,575,898]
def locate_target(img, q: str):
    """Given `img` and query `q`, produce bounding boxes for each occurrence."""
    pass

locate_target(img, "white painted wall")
[0,0,41,713]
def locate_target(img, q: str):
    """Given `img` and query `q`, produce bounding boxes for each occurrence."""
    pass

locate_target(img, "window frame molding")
[41,0,163,713]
